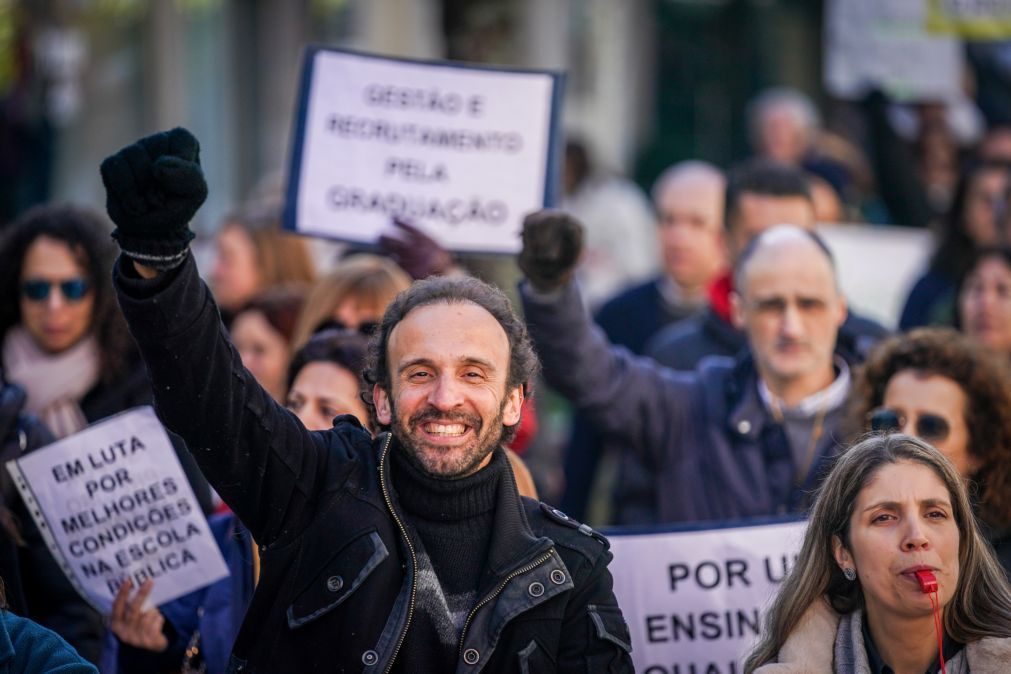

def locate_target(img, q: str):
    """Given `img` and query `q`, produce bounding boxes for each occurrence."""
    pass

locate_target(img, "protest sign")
[284,47,564,254]
[824,0,963,102]
[7,407,228,613]
[927,0,1011,40]
[605,518,807,673]
[817,222,933,329]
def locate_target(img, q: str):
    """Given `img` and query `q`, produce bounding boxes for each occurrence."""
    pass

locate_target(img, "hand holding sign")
[378,217,455,280]
[110,579,169,652]
[7,407,228,614]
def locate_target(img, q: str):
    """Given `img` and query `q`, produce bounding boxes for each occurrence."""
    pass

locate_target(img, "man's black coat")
[114,255,633,673]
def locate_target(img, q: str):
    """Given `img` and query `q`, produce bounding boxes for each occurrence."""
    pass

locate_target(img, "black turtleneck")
[390,446,505,670]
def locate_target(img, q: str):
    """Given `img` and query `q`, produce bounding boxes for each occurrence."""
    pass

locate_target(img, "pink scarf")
[2,326,100,438]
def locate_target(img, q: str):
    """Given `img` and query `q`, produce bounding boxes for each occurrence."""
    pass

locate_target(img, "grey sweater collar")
[833,609,968,674]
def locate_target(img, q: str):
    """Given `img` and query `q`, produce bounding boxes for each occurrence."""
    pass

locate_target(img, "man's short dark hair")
[362,276,540,442]
[724,159,813,231]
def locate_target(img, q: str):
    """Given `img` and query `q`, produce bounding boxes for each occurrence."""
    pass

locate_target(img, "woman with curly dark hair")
[847,327,1011,573]
[0,204,144,436]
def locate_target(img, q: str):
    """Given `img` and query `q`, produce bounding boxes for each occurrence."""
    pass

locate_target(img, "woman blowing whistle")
[745,434,1011,673]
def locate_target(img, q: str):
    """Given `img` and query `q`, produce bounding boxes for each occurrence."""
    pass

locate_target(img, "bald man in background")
[560,162,727,523]
[523,220,861,524]
[646,159,885,372]
[595,161,727,353]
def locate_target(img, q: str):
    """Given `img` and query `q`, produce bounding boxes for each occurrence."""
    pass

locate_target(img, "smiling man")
[101,128,632,673]
[521,213,855,524]
[371,298,524,478]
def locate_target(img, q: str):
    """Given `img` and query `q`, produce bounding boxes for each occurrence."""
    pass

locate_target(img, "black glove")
[518,209,584,293]
[100,127,208,270]
[378,218,454,280]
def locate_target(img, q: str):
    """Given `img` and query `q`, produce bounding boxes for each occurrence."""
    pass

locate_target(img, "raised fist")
[100,127,208,270]
[518,209,584,293]
[378,217,454,280]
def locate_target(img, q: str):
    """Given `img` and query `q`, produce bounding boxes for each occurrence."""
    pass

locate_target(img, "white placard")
[817,222,933,330]
[7,407,228,613]
[824,0,963,102]
[285,47,564,254]
[606,519,807,673]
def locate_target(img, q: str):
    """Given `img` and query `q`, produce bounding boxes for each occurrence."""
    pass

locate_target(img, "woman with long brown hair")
[746,434,1011,672]
[209,202,316,325]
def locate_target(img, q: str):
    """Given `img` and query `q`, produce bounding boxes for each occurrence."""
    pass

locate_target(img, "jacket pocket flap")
[588,604,632,653]
[286,530,388,628]
[517,638,556,674]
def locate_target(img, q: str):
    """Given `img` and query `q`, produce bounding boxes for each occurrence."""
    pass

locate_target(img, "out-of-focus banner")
[605,518,807,674]
[8,407,229,613]
[824,0,963,102]
[927,0,1011,40]
[284,47,565,254]
[817,222,933,330]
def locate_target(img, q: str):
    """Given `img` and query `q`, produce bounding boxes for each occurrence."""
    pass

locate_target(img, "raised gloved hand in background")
[378,217,455,280]
[517,209,584,293]
[100,127,208,271]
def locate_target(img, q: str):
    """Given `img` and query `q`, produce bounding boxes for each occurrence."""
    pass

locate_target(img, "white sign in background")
[607,519,807,674]
[824,0,963,102]
[288,49,561,254]
[817,222,933,330]
[8,407,228,613]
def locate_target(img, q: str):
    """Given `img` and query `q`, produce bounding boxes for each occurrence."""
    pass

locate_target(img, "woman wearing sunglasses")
[848,327,1011,574]
[0,205,149,438]
[290,253,412,350]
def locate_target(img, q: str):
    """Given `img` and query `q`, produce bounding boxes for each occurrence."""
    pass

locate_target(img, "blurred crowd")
[4,71,1011,670]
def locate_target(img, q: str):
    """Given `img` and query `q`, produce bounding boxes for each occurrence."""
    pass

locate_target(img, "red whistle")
[914,569,938,593]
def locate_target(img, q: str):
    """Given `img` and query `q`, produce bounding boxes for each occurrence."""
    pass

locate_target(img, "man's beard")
[390,401,508,479]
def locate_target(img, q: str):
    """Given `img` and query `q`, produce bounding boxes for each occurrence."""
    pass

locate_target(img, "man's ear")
[730,290,746,330]
[835,291,848,329]
[723,226,738,264]
[715,230,730,269]
[502,386,524,429]
[373,384,392,425]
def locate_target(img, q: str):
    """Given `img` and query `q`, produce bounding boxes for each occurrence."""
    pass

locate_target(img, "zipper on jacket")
[456,549,555,662]
[378,433,418,673]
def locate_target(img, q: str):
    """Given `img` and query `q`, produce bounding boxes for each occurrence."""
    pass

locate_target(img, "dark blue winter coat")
[522,282,852,524]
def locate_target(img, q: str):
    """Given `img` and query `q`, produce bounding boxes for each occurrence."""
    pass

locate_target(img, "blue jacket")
[522,282,849,524]
[898,269,957,330]
[562,277,701,523]
[594,277,699,355]
[0,610,97,673]
[101,513,255,674]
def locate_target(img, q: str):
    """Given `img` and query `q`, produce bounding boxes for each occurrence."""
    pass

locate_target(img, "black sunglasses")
[313,318,380,337]
[868,408,951,443]
[20,278,91,303]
